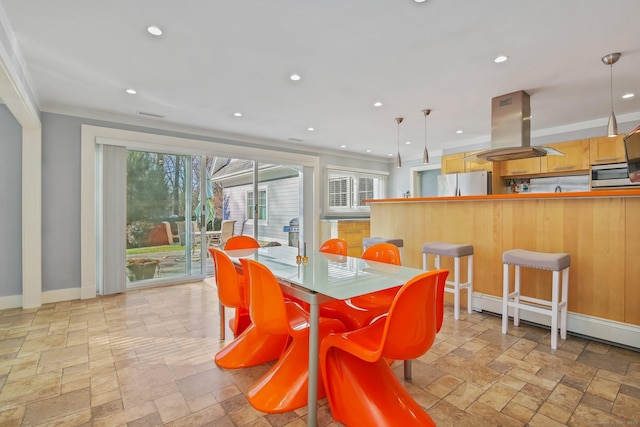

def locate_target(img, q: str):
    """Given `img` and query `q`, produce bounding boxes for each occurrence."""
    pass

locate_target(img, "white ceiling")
[2,0,640,161]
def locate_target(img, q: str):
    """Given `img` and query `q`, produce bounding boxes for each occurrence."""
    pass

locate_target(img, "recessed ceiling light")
[307,127,314,131]
[373,101,383,107]
[340,144,347,148]
[494,55,508,63]
[233,112,242,117]
[405,141,411,145]
[366,149,372,153]
[414,0,427,3]
[388,153,393,157]
[290,74,301,81]
[125,88,137,95]
[623,93,635,99]
[456,130,464,134]
[147,25,163,36]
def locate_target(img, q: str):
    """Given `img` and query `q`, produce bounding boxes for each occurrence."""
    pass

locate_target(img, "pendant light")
[602,52,621,137]
[395,117,403,168]
[422,109,431,164]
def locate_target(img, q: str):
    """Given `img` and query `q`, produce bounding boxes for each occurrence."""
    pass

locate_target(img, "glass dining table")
[224,244,426,427]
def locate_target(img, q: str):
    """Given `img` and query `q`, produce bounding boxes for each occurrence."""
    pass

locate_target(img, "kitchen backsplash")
[505,174,589,194]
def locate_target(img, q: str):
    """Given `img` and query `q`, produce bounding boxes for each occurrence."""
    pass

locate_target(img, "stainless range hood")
[475,90,554,162]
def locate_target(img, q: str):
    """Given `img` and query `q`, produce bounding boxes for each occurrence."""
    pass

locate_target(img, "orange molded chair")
[319,238,348,256]
[242,258,346,413]
[224,235,260,250]
[209,248,289,369]
[219,235,260,334]
[319,242,403,330]
[353,243,402,308]
[320,269,449,427]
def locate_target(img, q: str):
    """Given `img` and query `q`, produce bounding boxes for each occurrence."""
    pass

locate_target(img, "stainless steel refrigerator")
[437,171,492,196]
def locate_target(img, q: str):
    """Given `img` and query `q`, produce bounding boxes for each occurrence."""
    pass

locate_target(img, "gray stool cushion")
[363,237,404,248]
[422,242,473,257]
[503,249,570,271]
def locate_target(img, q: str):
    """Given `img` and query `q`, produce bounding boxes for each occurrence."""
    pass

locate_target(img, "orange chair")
[319,242,402,330]
[319,238,348,256]
[217,235,260,335]
[224,235,260,250]
[209,248,289,369]
[320,269,449,427]
[352,243,402,308]
[242,258,346,413]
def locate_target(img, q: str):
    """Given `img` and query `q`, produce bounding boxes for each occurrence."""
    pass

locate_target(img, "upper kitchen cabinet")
[464,151,494,173]
[590,135,626,165]
[540,139,590,174]
[442,152,495,174]
[499,157,541,177]
[441,153,465,174]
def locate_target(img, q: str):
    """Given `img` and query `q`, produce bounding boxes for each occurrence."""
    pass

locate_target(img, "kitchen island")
[368,190,640,348]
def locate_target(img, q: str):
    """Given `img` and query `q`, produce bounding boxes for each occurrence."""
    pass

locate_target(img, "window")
[326,167,387,215]
[247,189,267,221]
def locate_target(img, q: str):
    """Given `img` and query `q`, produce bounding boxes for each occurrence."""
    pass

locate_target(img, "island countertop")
[368,191,640,348]
[366,189,640,203]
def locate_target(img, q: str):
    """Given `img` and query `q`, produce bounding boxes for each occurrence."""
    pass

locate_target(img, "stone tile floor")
[0,279,638,426]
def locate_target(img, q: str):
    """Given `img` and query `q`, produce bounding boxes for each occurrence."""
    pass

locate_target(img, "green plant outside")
[126,245,184,255]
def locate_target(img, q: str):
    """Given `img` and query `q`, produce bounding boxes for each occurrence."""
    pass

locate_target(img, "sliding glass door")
[208,160,302,247]
[125,151,213,287]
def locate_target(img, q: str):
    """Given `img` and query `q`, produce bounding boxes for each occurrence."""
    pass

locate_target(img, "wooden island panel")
[502,198,626,322]
[626,198,640,325]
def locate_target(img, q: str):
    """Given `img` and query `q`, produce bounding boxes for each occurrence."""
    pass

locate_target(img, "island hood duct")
[476,90,549,162]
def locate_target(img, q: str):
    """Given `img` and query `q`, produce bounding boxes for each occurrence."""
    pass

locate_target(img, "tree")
[127,151,171,223]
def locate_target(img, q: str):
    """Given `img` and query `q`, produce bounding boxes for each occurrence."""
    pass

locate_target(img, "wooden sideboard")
[320,219,370,257]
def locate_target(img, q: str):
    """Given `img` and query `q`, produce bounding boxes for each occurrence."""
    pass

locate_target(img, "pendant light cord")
[424,115,427,150]
[610,63,614,113]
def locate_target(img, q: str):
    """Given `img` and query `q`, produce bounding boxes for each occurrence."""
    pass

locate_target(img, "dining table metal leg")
[219,302,225,340]
[307,296,319,427]
[404,360,412,380]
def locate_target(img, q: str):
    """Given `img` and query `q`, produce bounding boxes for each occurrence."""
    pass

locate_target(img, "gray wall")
[33,112,393,295]
[0,105,22,297]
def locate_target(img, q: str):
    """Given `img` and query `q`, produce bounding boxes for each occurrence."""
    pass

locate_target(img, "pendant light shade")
[395,117,403,168]
[602,52,621,137]
[422,109,431,164]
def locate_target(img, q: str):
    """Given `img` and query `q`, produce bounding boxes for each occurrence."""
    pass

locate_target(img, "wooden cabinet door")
[590,135,626,165]
[464,151,494,173]
[541,139,590,173]
[499,157,541,176]
[337,221,370,257]
[441,153,465,174]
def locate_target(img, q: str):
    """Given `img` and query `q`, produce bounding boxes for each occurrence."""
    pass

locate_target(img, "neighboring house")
[211,159,300,245]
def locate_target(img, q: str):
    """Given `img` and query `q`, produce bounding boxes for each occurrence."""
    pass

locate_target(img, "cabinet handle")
[553,165,575,171]
[595,157,619,163]
[510,169,528,174]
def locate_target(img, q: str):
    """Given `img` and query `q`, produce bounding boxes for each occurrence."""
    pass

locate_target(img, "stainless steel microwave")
[590,162,640,189]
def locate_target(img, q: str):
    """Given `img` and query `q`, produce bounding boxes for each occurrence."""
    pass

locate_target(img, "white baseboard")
[475,293,640,350]
[41,288,82,305]
[0,294,24,310]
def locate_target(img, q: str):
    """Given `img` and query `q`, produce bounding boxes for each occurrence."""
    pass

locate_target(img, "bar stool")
[422,242,473,320]
[501,249,570,350]
[363,237,403,261]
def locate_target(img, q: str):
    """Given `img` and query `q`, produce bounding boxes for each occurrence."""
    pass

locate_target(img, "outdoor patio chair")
[176,220,199,254]
[213,219,236,248]
[162,221,179,245]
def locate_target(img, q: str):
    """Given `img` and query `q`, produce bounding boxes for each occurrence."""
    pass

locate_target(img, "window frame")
[325,166,388,216]
[246,187,268,223]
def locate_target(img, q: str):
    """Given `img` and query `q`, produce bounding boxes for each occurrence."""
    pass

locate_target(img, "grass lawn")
[126,245,188,255]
